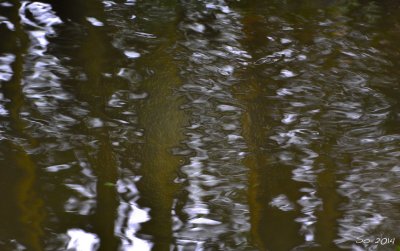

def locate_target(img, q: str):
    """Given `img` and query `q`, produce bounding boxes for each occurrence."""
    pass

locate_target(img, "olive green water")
[0,0,400,250]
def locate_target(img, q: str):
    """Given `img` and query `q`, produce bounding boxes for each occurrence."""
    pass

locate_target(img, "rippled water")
[1,0,400,250]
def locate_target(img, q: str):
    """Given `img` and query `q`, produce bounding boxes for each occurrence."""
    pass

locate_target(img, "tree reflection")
[0,2,43,250]
[73,3,120,249]
[132,2,186,249]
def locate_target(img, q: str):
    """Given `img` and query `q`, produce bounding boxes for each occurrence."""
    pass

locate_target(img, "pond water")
[0,0,400,250]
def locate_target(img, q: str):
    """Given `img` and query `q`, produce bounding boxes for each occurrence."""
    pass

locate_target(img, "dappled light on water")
[0,0,400,250]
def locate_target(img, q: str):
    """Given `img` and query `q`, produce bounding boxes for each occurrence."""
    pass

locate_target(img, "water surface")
[0,0,400,250]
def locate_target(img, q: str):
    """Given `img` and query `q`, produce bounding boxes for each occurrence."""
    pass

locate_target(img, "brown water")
[0,0,400,250]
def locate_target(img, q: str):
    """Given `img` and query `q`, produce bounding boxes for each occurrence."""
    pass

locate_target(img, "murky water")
[0,0,400,250]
